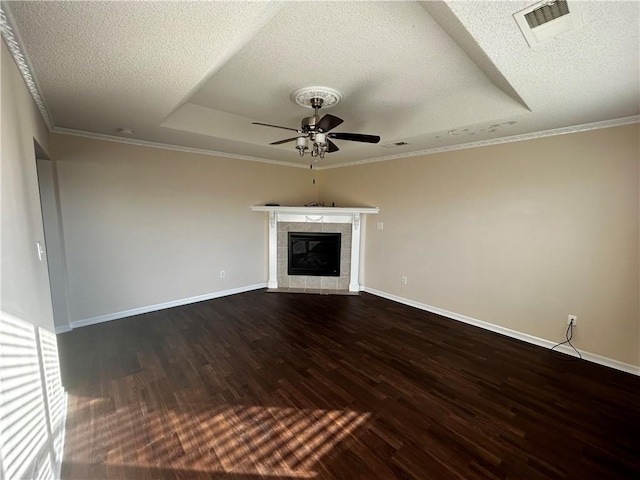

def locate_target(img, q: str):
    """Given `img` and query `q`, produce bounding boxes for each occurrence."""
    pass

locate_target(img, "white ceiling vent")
[514,0,583,47]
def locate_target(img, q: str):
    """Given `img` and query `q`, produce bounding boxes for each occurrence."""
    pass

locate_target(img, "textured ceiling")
[3,1,639,168]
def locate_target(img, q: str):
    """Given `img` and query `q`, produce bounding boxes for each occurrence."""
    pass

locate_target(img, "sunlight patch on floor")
[63,396,371,478]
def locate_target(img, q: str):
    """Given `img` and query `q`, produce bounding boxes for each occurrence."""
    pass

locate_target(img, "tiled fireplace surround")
[251,206,379,292]
[278,221,351,290]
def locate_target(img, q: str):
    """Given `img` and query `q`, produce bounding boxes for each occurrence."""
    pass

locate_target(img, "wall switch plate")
[567,315,577,326]
[377,222,384,230]
[36,242,45,261]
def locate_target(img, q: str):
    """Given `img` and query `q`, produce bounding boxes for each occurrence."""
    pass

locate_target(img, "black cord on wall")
[550,322,582,361]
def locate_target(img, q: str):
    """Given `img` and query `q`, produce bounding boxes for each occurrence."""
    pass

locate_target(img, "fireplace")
[288,232,341,277]
[250,205,379,292]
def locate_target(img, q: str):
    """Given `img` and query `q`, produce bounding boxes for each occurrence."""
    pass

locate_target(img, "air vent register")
[514,0,582,47]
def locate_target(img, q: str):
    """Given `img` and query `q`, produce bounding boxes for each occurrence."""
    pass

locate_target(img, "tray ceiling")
[2,1,638,168]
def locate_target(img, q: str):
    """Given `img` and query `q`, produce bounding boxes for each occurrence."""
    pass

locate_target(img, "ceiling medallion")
[291,86,342,109]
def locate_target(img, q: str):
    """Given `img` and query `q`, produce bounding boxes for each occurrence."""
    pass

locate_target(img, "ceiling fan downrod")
[310,97,323,117]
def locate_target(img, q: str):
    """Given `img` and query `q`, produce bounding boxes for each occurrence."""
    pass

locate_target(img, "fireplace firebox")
[288,232,341,277]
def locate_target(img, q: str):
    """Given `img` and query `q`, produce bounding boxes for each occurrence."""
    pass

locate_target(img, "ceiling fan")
[252,88,380,160]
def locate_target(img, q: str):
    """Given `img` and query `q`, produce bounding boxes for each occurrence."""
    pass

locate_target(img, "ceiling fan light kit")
[252,86,380,163]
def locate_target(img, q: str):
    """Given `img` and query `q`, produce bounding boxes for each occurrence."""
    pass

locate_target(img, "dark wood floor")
[58,290,639,480]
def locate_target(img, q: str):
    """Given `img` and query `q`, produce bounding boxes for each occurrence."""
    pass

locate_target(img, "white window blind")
[35,453,53,480]
[39,327,66,464]
[0,313,66,480]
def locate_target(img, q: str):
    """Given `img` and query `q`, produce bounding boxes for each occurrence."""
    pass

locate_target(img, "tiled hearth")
[251,206,379,293]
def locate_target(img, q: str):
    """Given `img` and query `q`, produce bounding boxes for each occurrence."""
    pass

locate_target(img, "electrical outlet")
[401,276,408,285]
[567,315,577,326]
[220,270,226,279]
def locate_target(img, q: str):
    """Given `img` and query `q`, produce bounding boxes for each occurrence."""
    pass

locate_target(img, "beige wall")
[6,25,637,367]
[49,134,317,321]
[319,125,640,366]
[1,40,55,331]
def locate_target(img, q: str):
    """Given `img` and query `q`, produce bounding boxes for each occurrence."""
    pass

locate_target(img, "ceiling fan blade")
[328,132,381,143]
[316,114,344,132]
[327,139,340,153]
[252,122,300,133]
[270,136,299,145]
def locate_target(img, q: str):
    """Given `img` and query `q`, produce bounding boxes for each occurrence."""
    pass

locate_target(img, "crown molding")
[49,116,640,171]
[51,127,308,169]
[3,6,637,171]
[1,7,53,130]
[317,115,640,170]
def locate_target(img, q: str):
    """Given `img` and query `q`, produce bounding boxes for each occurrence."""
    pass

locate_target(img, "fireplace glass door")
[288,232,341,276]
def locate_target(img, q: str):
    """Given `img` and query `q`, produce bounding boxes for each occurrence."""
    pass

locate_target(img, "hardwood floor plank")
[58,290,640,479]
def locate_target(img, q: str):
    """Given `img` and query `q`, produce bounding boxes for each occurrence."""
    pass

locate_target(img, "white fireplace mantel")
[251,205,379,291]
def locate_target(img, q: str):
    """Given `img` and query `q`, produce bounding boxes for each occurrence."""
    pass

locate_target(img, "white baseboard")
[64,283,267,331]
[54,324,72,334]
[57,284,638,376]
[363,287,640,376]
